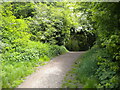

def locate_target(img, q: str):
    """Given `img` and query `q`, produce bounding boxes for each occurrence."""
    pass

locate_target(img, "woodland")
[0,1,120,88]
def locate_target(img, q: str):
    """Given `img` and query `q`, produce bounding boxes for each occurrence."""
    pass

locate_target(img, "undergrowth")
[62,45,120,88]
[1,41,68,88]
[75,47,99,88]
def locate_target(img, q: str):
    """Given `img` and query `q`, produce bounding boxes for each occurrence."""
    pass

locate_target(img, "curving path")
[18,52,85,88]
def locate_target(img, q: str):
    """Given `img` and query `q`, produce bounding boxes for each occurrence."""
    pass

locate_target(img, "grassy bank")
[1,41,68,88]
[62,45,119,88]
[62,47,99,88]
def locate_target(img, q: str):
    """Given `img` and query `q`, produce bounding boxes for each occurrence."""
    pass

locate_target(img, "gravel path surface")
[18,52,84,88]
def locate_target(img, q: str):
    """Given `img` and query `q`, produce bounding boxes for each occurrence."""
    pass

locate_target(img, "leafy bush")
[95,49,119,88]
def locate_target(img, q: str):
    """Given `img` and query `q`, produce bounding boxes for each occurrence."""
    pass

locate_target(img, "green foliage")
[1,2,68,88]
[90,2,120,88]
[96,50,119,88]
[65,39,80,51]
[73,2,120,88]
[11,2,35,18]
[2,62,34,88]
[62,50,98,88]
[28,2,78,45]
[75,45,120,88]
[62,64,82,88]
[1,40,67,88]
[65,30,96,51]
[1,1,120,89]
[2,42,67,88]
[75,47,99,88]
[73,44,119,88]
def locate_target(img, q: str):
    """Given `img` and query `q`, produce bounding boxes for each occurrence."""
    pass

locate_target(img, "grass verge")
[62,47,99,88]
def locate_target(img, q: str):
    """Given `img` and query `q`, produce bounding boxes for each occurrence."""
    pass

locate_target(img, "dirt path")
[18,52,84,88]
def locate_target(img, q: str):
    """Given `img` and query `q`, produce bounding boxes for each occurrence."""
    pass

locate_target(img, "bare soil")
[17,51,85,88]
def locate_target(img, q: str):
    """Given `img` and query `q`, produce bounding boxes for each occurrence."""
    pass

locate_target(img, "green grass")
[62,46,99,88]
[2,58,48,88]
[61,57,83,88]
[62,68,82,88]
[64,45,118,88]
[2,58,43,88]
[2,41,68,88]
[75,47,99,88]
